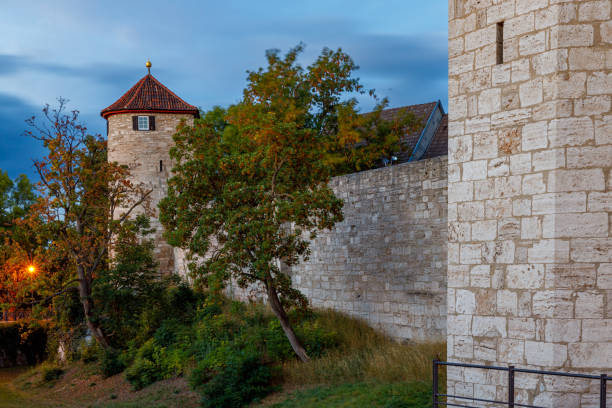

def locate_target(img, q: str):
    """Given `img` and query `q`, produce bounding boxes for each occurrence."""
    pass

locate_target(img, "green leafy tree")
[160,45,419,361]
[0,171,41,311]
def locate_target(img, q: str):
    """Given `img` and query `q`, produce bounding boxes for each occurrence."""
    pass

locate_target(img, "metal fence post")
[601,374,607,408]
[433,359,439,408]
[508,365,515,408]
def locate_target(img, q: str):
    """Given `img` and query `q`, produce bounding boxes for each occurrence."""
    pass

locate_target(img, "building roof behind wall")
[377,102,448,162]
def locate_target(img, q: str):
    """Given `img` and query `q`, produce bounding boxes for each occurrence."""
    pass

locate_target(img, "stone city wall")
[287,156,448,341]
[448,0,611,406]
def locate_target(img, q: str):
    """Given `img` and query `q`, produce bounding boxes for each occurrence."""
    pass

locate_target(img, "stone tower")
[448,0,611,406]
[101,63,199,274]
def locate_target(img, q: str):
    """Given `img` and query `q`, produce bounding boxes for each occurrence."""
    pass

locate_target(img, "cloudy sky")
[1,0,448,180]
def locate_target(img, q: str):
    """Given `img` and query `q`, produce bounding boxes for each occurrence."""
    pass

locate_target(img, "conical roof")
[101,74,199,119]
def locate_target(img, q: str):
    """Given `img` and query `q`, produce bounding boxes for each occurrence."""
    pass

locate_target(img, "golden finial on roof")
[146,59,152,74]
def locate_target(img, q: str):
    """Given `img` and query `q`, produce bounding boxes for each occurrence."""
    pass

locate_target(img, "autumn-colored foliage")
[160,45,420,361]
[22,99,152,348]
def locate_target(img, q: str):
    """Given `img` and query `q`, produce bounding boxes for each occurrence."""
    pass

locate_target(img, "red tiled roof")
[101,74,199,119]
[422,113,448,160]
[376,102,447,162]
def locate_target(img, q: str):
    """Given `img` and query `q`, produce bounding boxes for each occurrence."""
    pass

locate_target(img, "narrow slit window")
[160,160,163,172]
[496,22,504,65]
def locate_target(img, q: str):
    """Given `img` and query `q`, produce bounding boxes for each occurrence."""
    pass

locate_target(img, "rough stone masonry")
[287,156,448,340]
[448,0,612,406]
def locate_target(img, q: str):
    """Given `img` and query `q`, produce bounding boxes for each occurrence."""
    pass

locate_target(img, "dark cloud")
[0,54,142,86]
[0,93,45,180]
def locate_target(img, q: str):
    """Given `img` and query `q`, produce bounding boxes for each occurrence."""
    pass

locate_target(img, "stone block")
[535,4,577,30]
[521,216,542,240]
[472,220,498,241]
[513,198,531,216]
[548,117,594,148]
[478,88,501,115]
[545,264,597,289]
[587,72,612,96]
[543,213,608,238]
[533,49,568,75]
[519,31,546,56]
[472,316,507,337]
[505,12,535,39]
[528,239,570,264]
[551,24,594,48]
[545,319,581,343]
[507,264,545,289]
[578,0,611,22]
[522,173,546,195]
[473,132,499,159]
[582,319,612,342]
[594,115,612,145]
[508,318,536,340]
[449,135,473,164]
[495,175,522,198]
[574,96,611,117]
[449,181,474,203]
[548,169,605,192]
[497,290,518,315]
[569,47,605,71]
[521,121,548,151]
[569,343,612,368]
[525,341,568,367]
[461,244,482,264]
[532,192,586,215]
[575,291,604,318]
[570,238,612,262]
[532,148,565,172]
[498,338,524,364]
[463,160,488,180]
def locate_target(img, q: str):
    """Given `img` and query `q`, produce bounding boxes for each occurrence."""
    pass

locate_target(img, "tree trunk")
[76,265,110,349]
[266,282,310,362]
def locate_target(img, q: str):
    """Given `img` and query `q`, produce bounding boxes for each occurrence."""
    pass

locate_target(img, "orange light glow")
[27,265,36,274]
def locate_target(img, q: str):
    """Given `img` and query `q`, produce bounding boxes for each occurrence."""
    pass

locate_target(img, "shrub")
[195,351,272,408]
[99,348,126,378]
[79,338,100,363]
[125,356,159,390]
[41,365,64,382]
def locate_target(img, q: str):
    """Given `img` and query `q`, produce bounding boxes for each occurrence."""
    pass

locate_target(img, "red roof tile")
[101,74,199,119]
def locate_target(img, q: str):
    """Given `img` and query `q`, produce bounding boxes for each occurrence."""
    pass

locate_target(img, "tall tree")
[160,45,418,361]
[26,99,151,348]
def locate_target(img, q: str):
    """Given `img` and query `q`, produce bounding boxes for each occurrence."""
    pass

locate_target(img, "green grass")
[266,381,432,408]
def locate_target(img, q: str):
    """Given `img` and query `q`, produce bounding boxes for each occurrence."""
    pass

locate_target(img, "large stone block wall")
[448,0,611,406]
[107,112,194,274]
[288,156,448,340]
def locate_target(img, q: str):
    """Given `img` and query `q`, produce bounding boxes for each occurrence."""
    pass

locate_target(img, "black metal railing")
[433,360,611,408]
[0,309,31,322]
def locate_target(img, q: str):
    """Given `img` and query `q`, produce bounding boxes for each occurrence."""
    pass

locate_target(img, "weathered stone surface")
[107,113,195,275]
[448,2,612,404]
[285,157,448,341]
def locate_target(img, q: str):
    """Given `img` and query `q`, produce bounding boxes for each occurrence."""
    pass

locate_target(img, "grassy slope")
[0,364,200,408]
[261,382,432,408]
[1,310,444,408]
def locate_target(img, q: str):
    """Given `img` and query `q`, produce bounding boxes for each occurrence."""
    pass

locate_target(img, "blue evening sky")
[0,0,448,180]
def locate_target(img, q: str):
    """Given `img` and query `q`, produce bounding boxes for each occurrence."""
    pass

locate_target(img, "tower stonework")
[101,70,198,275]
[448,0,611,406]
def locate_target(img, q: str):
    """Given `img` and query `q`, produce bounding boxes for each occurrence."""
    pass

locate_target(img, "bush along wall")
[0,322,48,367]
